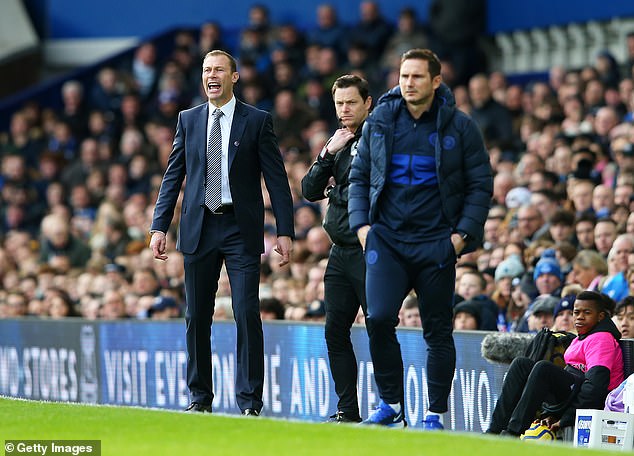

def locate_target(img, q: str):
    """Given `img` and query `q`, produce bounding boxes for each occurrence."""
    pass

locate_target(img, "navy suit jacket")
[151,99,294,255]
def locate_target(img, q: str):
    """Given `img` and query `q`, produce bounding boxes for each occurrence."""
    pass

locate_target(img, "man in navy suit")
[150,50,294,416]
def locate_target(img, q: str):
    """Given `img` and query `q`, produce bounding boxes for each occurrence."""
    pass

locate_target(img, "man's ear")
[232,72,240,84]
[432,74,442,90]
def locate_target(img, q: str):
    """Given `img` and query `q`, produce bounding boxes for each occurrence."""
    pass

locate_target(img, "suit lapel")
[229,101,248,170]
[197,103,209,165]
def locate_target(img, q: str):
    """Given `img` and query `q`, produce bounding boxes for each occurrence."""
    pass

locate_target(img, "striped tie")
[205,108,223,212]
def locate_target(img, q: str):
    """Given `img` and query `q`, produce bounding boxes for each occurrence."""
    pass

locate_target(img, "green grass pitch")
[0,397,620,455]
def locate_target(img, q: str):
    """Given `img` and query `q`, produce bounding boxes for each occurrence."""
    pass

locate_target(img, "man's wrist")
[150,230,166,236]
[456,231,469,242]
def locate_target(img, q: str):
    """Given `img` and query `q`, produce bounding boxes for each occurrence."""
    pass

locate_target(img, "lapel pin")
[234,141,240,146]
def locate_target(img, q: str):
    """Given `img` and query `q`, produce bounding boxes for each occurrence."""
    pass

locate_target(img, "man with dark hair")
[302,74,372,423]
[150,50,294,416]
[574,212,597,250]
[349,48,492,428]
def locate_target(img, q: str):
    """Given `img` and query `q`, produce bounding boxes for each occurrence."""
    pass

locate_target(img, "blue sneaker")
[422,415,444,430]
[361,400,407,427]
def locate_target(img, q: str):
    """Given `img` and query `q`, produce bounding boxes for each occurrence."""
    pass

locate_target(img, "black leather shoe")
[185,402,212,413]
[327,411,362,423]
[242,408,260,416]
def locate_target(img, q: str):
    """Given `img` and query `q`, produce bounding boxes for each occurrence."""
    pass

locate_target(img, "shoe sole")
[360,420,407,428]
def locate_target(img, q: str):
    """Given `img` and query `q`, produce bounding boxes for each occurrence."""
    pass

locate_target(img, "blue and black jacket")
[348,83,492,253]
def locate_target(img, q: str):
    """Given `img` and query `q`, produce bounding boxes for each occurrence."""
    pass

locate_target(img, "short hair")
[401,48,441,79]
[204,50,237,73]
[596,217,617,228]
[572,249,608,275]
[575,212,598,227]
[260,298,285,320]
[462,270,486,291]
[576,290,616,317]
[331,74,370,101]
[550,209,575,226]
[616,296,634,315]
[532,188,558,203]
[403,294,418,310]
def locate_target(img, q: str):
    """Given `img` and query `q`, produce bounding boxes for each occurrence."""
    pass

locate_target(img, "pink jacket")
[565,331,624,390]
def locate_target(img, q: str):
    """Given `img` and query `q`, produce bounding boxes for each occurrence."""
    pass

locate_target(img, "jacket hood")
[577,316,621,341]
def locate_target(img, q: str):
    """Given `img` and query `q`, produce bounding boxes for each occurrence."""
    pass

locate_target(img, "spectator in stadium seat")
[90,67,123,115]
[100,290,128,320]
[552,294,576,333]
[468,73,514,146]
[569,249,608,290]
[381,7,428,73]
[60,80,89,140]
[399,295,422,328]
[130,42,159,102]
[594,217,617,258]
[348,1,393,64]
[1,111,44,170]
[516,204,545,247]
[453,299,481,330]
[600,234,633,302]
[526,296,556,332]
[3,290,28,317]
[147,295,180,320]
[259,297,285,320]
[307,4,347,60]
[574,212,597,250]
[39,213,91,268]
[613,296,634,338]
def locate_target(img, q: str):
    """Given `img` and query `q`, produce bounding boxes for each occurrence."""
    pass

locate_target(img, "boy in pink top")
[486,290,623,437]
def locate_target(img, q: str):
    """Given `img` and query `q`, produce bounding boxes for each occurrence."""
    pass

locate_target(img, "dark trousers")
[324,244,367,418]
[183,210,263,412]
[488,357,576,434]
[364,228,456,412]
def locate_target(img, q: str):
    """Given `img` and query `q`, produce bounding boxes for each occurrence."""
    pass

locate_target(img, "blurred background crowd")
[1,2,634,335]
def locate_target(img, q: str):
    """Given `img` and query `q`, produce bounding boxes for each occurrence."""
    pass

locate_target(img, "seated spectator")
[147,295,180,320]
[600,233,634,302]
[552,294,576,333]
[453,300,481,330]
[49,291,79,318]
[492,254,526,330]
[569,249,608,290]
[399,294,421,328]
[455,270,499,331]
[574,212,597,250]
[100,290,128,320]
[533,249,563,297]
[613,296,634,338]
[304,299,326,321]
[39,213,92,268]
[526,296,557,333]
[486,291,623,437]
[260,297,285,320]
[3,290,28,317]
[594,217,618,258]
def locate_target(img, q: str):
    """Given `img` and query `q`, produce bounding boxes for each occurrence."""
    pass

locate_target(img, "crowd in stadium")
[1,2,634,337]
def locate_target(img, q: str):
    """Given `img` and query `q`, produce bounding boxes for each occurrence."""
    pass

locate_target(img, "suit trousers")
[183,209,263,412]
[364,228,456,413]
[324,244,367,418]
[488,357,576,434]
